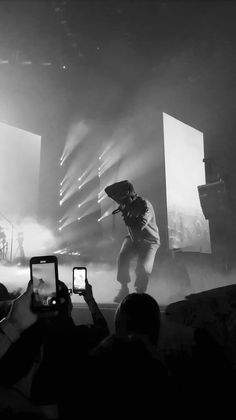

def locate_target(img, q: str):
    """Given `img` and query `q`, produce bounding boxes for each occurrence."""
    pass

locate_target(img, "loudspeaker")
[197,180,228,219]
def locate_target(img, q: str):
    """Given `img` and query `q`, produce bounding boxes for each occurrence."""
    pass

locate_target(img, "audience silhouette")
[0,270,235,419]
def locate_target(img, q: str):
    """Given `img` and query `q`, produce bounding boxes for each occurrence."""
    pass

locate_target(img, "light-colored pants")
[117,236,159,291]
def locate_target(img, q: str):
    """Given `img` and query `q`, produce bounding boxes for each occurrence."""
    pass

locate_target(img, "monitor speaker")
[197,180,228,219]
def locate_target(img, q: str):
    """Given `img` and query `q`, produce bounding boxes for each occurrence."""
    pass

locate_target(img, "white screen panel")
[0,122,41,221]
[163,113,211,253]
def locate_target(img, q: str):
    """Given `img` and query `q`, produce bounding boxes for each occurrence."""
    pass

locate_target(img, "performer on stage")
[105,180,160,303]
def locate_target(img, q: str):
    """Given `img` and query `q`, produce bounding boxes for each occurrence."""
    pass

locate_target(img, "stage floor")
[1,252,236,307]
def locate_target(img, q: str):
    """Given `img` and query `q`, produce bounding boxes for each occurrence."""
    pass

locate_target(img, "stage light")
[60,192,63,196]
[77,217,81,221]
[62,65,66,70]
[22,60,32,65]
[97,195,106,204]
[99,156,101,160]
[59,227,62,231]
[78,177,81,181]
[98,218,101,222]
[78,204,81,208]
[98,189,104,197]
[60,161,63,166]
[59,201,62,206]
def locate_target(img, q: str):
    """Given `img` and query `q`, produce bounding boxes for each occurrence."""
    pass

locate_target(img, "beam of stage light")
[98,188,105,198]
[59,206,77,227]
[97,147,125,178]
[53,249,64,254]
[98,133,133,176]
[59,214,67,224]
[77,188,99,209]
[77,201,100,220]
[78,166,99,188]
[61,163,78,188]
[78,161,94,183]
[97,194,106,204]
[61,121,89,162]
[98,142,114,161]
[98,210,110,222]
[60,182,81,204]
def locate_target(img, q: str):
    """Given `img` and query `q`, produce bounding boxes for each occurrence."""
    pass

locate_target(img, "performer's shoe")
[113,286,129,303]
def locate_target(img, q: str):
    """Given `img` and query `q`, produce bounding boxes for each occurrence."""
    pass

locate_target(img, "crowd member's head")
[114,293,161,347]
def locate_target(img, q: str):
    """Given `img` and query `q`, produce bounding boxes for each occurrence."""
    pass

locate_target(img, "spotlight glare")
[78,204,81,208]
[77,217,81,221]
[78,177,81,181]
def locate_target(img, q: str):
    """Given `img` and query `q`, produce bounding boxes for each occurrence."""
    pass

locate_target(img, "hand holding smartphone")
[30,255,59,312]
[73,267,87,294]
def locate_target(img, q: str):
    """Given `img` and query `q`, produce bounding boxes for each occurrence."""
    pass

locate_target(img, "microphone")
[112,207,122,215]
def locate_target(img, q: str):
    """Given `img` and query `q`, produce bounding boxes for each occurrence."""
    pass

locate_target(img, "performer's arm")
[135,206,153,230]
[122,201,153,230]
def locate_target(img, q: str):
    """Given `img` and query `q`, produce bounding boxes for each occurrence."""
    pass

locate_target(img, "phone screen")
[32,262,57,308]
[73,268,86,292]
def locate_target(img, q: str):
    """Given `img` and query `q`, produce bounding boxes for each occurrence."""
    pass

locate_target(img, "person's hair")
[114,293,161,346]
[58,280,73,317]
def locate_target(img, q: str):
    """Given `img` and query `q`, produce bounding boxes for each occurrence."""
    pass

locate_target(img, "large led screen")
[163,113,211,253]
[0,121,41,222]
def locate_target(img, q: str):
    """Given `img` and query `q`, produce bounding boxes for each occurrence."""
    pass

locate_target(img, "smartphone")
[30,255,59,312]
[73,267,87,293]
